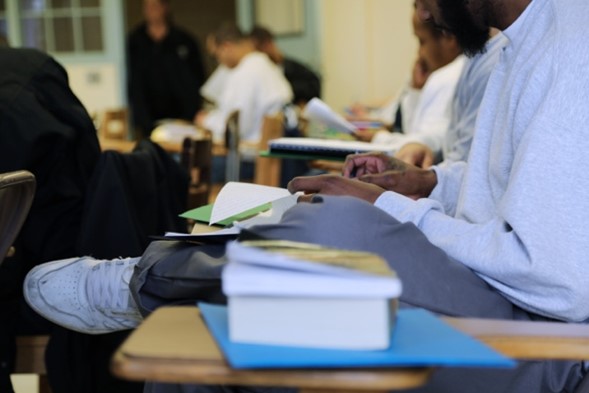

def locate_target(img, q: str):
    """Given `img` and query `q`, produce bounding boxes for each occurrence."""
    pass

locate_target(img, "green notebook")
[180,203,272,227]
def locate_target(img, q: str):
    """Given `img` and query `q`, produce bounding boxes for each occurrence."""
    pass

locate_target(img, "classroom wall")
[237,0,321,73]
[237,0,416,113]
[59,0,416,119]
[318,0,417,112]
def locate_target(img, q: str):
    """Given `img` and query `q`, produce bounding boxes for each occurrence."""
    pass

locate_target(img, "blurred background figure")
[250,25,321,107]
[199,32,231,107]
[351,9,464,162]
[195,23,292,182]
[127,0,206,138]
[195,23,292,147]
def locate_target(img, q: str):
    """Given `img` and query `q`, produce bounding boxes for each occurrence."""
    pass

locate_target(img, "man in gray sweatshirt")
[23,0,589,392]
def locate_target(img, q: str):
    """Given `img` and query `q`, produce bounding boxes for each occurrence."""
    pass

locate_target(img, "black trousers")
[131,196,586,393]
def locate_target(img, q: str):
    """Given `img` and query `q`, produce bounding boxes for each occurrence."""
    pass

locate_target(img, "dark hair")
[249,25,274,46]
[213,22,246,45]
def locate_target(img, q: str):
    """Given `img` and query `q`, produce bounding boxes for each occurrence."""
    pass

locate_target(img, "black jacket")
[0,47,101,275]
[77,139,188,259]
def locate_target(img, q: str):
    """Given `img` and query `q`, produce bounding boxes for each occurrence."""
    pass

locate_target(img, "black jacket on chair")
[49,140,188,393]
[77,139,188,259]
[0,47,101,393]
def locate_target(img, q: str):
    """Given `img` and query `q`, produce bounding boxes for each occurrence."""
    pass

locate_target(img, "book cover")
[223,240,402,349]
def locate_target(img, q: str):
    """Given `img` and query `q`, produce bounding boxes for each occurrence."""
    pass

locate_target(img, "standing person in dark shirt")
[250,25,321,106]
[127,0,206,137]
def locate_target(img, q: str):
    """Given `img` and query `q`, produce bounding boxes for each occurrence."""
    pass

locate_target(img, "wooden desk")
[112,307,589,392]
[98,136,226,156]
[111,307,431,392]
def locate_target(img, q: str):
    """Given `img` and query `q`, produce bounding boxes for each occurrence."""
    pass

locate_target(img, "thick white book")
[223,240,402,350]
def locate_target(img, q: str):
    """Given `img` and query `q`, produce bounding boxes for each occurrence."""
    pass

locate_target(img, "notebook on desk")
[268,137,396,159]
[200,303,516,369]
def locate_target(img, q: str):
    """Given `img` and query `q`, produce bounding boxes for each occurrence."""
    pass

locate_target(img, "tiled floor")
[11,374,38,393]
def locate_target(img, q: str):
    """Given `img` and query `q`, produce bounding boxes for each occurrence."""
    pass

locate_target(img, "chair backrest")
[181,131,213,209]
[100,108,129,140]
[254,113,284,186]
[0,170,36,265]
[224,111,240,182]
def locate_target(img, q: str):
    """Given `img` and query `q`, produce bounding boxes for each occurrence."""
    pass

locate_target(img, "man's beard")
[438,0,490,57]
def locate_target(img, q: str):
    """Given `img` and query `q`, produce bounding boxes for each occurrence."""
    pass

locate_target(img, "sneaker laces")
[87,259,137,316]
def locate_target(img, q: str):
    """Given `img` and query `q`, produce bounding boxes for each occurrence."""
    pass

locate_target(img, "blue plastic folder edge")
[199,303,516,369]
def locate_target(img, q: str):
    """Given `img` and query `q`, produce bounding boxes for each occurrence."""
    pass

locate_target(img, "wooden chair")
[181,131,213,209]
[224,111,240,183]
[0,170,35,266]
[0,171,50,393]
[112,306,589,393]
[14,335,51,393]
[99,108,129,140]
[254,113,284,187]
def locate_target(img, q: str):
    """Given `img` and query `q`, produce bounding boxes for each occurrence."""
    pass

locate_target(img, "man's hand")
[342,152,404,178]
[288,174,386,204]
[342,152,438,199]
[359,169,437,200]
[395,142,434,168]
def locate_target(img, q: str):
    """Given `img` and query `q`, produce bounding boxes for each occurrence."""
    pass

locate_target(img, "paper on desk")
[302,98,358,134]
[166,227,240,238]
[210,182,292,226]
[151,122,201,143]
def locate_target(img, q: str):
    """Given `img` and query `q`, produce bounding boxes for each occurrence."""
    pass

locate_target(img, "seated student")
[195,23,293,182]
[249,25,321,106]
[199,33,230,106]
[395,29,506,168]
[195,23,293,147]
[22,0,589,392]
[351,8,465,162]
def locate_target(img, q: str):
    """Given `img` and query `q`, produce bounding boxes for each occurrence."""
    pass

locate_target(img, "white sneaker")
[24,256,143,334]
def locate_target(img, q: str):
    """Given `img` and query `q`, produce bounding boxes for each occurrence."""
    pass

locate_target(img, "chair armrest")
[444,317,589,360]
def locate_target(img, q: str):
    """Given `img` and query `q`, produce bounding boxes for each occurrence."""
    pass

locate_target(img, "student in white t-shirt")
[352,10,464,159]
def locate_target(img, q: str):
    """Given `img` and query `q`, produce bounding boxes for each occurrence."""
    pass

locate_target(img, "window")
[0,1,7,44]
[6,0,103,54]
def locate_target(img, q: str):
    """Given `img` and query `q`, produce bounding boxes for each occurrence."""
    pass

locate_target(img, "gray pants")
[130,196,587,393]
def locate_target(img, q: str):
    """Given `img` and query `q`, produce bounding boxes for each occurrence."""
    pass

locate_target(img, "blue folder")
[199,303,516,369]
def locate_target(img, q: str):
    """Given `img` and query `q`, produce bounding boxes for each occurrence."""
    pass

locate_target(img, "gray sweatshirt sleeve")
[374,130,589,324]
[428,161,467,217]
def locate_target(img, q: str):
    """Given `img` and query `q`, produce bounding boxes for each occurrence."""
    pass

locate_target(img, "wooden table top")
[111,306,589,392]
[111,307,431,392]
[98,136,227,156]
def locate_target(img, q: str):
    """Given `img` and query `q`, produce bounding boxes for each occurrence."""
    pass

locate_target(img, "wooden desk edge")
[111,351,431,390]
[445,316,589,360]
[111,307,431,390]
[111,307,589,390]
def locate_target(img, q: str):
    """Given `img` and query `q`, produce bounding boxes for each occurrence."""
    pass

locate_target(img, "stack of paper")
[268,137,396,158]
[302,98,358,134]
[223,240,402,350]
